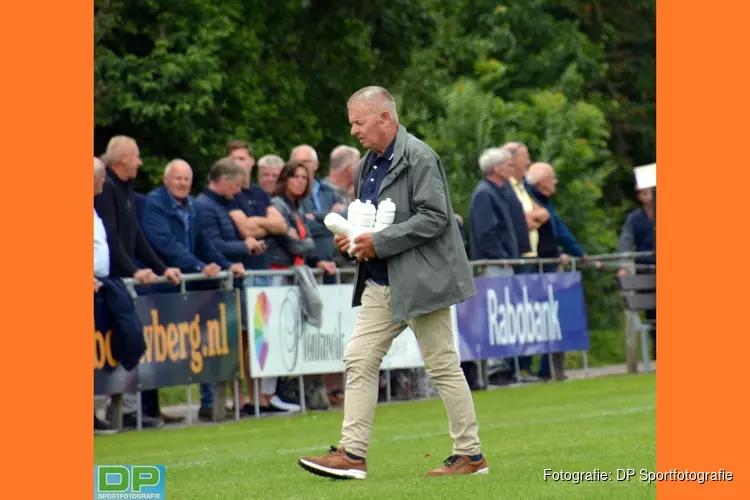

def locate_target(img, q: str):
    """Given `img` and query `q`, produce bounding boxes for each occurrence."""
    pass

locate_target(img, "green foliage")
[94,0,655,329]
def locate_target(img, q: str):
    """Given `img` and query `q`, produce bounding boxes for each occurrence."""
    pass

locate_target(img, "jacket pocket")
[417,244,445,272]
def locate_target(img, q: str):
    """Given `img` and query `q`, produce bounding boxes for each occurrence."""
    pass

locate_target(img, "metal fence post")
[136,390,143,432]
[623,260,639,374]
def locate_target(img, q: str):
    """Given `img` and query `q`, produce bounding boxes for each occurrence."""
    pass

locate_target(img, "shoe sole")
[297,458,367,480]
[94,429,118,435]
[426,466,490,477]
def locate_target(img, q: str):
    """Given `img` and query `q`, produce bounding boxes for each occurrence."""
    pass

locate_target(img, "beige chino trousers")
[339,280,482,458]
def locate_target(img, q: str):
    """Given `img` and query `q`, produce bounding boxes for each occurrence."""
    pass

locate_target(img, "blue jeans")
[200,384,213,409]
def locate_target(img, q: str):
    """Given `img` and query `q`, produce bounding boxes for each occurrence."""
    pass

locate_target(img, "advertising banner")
[246,285,451,378]
[94,290,241,394]
[454,272,589,361]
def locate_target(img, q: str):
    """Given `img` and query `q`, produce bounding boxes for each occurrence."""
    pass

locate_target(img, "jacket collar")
[202,187,231,206]
[106,167,132,190]
[376,125,410,196]
[527,184,549,203]
[156,185,194,213]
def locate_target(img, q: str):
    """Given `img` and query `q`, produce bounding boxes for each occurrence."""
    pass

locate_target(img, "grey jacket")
[350,125,477,322]
[266,196,319,268]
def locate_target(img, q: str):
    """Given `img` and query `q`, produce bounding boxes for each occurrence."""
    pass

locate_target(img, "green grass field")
[95,373,655,499]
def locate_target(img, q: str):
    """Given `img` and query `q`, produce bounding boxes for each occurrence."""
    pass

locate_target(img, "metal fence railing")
[99,251,655,431]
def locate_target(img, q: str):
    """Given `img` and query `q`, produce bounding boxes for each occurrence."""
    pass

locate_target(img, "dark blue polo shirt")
[360,140,395,286]
[231,184,271,270]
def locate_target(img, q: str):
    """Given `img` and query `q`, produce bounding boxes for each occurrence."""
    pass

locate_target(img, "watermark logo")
[253,292,270,369]
[94,465,165,499]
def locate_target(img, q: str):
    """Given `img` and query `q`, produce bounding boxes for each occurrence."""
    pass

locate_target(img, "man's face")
[292,147,319,174]
[515,147,530,170]
[346,155,360,187]
[164,163,193,201]
[220,176,243,199]
[259,167,281,194]
[637,188,653,205]
[94,169,105,195]
[119,142,143,180]
[496,160,513,181]
[509,147,530,180]
[349,102,387,151]
[229,148,255,180]
[536,172,558,197]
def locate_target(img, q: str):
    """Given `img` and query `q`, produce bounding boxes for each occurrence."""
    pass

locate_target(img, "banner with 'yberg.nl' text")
[455,272,590,361]
[94,290,242,395]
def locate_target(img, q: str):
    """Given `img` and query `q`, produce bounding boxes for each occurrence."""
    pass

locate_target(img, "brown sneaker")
[426,455,489,476]
[298,446,368,480]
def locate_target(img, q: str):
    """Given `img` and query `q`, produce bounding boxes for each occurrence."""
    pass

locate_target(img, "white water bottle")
[347,199,376,254]
[373,198,396,232]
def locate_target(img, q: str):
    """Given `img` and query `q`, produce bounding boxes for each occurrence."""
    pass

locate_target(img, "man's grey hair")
[526,162,554,185]
[478,148,510,175]
[94,157,105,176]
[290,144,318,163]
[164,159,191,178]
[258,154,285,170]
[102,135,137,166]
[330,145,360,171]
[501,141,527,158]
[347,86,399,123]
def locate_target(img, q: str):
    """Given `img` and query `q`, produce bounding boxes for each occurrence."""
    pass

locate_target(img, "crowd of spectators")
[468,143,587,384]
[94,135,653,434]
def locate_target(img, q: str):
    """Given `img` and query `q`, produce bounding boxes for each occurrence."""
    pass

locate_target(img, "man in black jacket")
[95,135,184,428]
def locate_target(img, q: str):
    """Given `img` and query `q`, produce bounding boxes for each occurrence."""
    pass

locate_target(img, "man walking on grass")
[297,86,488,479]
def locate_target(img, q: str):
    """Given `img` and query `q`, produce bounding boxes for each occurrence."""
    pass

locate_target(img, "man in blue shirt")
[225,140,289,266]
[618,186,656,359]
[141,159,247,421]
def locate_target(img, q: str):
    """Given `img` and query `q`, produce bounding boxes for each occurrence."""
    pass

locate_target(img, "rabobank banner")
[455,272,589,360]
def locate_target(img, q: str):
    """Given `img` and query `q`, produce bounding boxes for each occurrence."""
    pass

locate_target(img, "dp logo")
[94,465,165,499]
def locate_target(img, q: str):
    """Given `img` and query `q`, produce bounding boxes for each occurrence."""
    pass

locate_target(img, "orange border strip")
[658,1,749,498]
[0,2,91,499]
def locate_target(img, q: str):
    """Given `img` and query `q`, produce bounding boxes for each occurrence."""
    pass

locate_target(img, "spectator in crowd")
[225,140,303,414]
[290,144,344,285]
[225,140,288,281]
[502,142,550,261]
[526,162,586,380]
[95,135,184,428]
[141,159,247,421]
[465,147,520,390]
[469,148,519,274]
[324,145,359,204]
[267,160,338,407]
[618,186,656,359]
[94,157,118,435]
[294,145,360,405]
[526,162,586,265]
[501,142,550,382]
[257,154,284,196]
[196,158,300,415]
[267,161,338,278]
